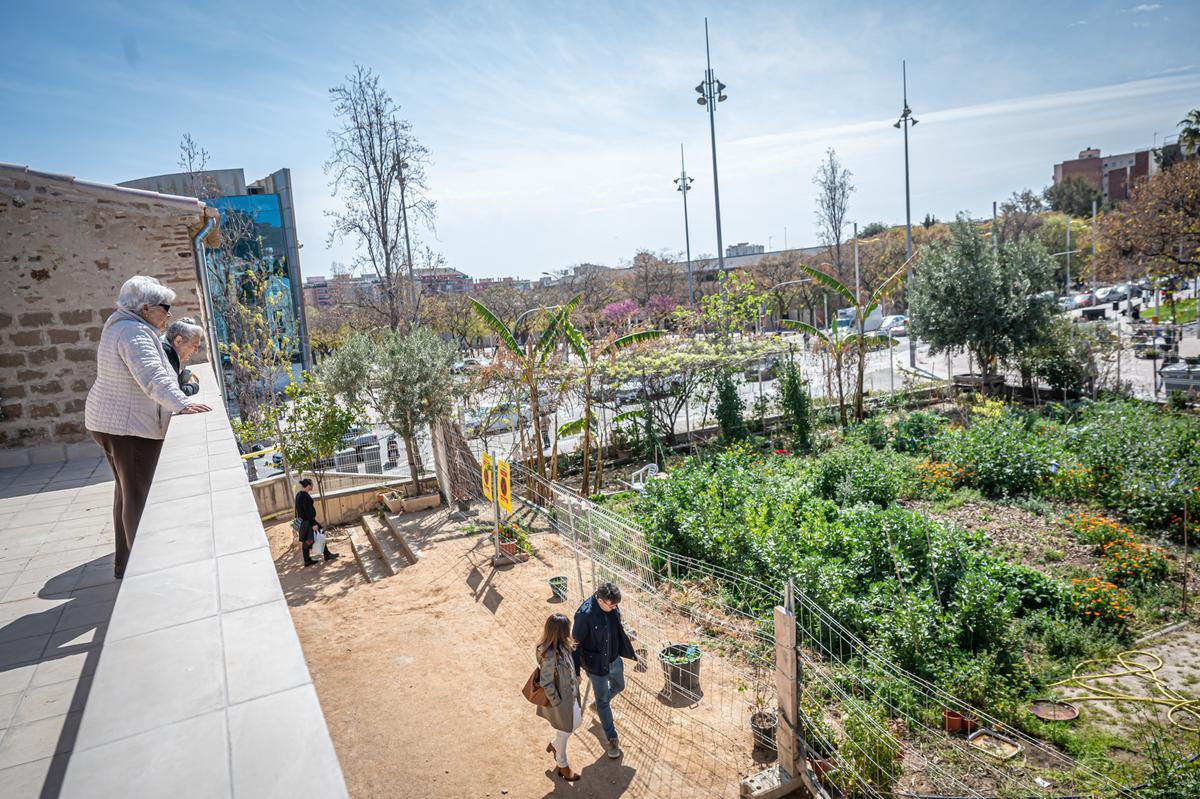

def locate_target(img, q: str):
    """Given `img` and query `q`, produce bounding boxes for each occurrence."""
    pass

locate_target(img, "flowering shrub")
[1064,512,1134,549]
[1101,539,1168,588]
[1049,463,1095,502]
[1070,577,1133,626]
[915,460,965,497]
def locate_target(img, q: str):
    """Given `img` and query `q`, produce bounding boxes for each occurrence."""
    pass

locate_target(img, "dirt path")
[265,512,756,799]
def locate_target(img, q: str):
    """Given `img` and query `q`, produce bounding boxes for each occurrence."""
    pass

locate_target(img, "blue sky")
[2,1,1198,280]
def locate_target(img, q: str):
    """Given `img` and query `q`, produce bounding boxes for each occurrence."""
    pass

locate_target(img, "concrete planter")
[380,491,406,514]
[401,492,441,513]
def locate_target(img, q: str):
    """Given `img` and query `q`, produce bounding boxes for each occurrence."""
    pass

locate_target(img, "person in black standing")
[295,478,339,567]
[572,581,637,760]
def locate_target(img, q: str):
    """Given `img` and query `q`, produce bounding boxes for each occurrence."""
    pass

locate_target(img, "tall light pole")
[695,18,728,281]
[396,155,418,321]
[894,60,918,366]
[674,144,696,307]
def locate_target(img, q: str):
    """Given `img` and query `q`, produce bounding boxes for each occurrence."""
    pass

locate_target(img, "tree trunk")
[854,323,867,422]
[314,470,331,525]
[834,350,848,427]
[403,434,421,496]
[580,375,593,497]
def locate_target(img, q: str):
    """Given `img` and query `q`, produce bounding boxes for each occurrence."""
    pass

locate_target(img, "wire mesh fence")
[448,445,1137,799]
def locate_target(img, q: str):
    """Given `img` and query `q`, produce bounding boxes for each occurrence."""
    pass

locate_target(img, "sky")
[2,1,1198,281]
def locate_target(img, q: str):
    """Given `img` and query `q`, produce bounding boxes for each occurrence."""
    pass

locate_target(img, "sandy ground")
[264,511,761,799]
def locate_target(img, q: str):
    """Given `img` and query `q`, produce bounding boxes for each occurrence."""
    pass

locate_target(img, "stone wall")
[0,163,216,463]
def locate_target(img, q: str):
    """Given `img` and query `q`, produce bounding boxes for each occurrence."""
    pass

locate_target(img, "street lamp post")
[695,18,728,283]
[674,144,696,307]
[894,60,918,367]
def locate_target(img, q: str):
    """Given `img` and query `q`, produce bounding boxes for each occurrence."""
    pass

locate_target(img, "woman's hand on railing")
[180,403,212,414]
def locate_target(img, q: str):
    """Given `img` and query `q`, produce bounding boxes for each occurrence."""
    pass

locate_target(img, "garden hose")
[1049,650,1200,732]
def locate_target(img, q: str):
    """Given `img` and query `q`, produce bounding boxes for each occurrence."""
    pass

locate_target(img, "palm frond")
[781,319,830,344]
[604,329,665,356]
[557,413,596,438]
[559,317,589,362]
[611,409,644,424]
[797,262,855,306]
[867,253,917,310]
[469,298,521,357]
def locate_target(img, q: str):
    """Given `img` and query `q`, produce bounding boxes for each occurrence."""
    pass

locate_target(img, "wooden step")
[360,514,405,575]
[346,521,391,583]
[382,514,420,565]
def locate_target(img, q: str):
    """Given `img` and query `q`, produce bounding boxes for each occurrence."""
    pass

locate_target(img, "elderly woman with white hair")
[163,317,205,396]
[85,275,211,579]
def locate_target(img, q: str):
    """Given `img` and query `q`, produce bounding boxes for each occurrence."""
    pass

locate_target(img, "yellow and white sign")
[497,458,512,514]
[481,451,493,501]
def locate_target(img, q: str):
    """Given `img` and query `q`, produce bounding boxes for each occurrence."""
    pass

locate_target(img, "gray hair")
[165,317,204,346]
[116,275,175,313]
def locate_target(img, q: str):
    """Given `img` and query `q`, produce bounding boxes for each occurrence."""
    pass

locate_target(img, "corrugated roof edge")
[0,162,210,210]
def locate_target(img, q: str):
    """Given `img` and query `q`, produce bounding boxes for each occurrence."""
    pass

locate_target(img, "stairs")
[350,513,421,583]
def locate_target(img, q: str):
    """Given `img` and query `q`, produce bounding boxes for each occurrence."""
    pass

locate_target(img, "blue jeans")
[587,657,625,741]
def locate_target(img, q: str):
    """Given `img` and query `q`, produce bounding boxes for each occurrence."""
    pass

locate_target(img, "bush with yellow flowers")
[1070,577,1133,627]
[1101,538,1168,588]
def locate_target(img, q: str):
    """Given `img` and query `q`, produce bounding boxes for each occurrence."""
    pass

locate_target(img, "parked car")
[880,315,908,336]
[1072,291,1097,309]
[466,403,531,436]
[1058,295,1078,311]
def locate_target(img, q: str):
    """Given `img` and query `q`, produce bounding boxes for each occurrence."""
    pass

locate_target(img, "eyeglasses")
[155,304,172,312]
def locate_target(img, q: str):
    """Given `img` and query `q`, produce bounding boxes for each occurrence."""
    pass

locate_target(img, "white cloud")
[1068,20,1088,27]
[1144,64,1196,77]
[1124,4,1163,12]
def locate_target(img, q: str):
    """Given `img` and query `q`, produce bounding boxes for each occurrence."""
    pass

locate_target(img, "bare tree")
[177,133,217,199]
[812,148,855,278]
[325,64,435,331]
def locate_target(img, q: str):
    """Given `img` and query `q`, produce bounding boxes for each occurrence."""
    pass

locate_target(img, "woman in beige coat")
[536,613,582,781]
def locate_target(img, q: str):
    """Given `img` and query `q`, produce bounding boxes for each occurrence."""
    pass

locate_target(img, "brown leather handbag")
[522,661,551,707]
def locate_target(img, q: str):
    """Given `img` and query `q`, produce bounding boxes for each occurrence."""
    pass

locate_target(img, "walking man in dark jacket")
[572,581,637,759]
[295,478,339,567]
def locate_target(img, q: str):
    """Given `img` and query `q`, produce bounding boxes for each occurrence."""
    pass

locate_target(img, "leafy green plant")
[834,703,902,799]
[1069,577,1133,628]
[891,411,945,453]
[714,371,747,442]
[778,356,812,453]
[1101,538,1168,588]
[930,409,1057,497]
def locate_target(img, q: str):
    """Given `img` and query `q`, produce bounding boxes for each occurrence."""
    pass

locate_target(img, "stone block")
[58,309,93,325]
[47,329,78,344]
[63,349,94,363]
[26,349,56,366]
[61,399,84,414]
[9,331,43,346]
[17,312,53,327]
[0,353,25,368]
[30,381,62,396]
[83,327,102,342]
[2,403,22,419]
[28,403,58,419]
[0,385,25,400]
[54,422,84,438]
[0,312,11,328]
[16,369,46,382]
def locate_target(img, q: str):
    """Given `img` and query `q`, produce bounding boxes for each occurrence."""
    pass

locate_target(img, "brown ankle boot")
[556,765,581,782]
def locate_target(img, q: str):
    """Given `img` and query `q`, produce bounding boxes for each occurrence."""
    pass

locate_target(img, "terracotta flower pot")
[499,540,518,557]
[943,710,964,733]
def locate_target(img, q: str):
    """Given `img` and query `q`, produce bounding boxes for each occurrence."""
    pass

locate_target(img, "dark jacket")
[162,342,199,396]
[571,595,636,677]
[295,490,319,540]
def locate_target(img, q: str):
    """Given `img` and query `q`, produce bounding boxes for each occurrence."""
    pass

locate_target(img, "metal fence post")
[491,456,501,563]
[569,506,585,603]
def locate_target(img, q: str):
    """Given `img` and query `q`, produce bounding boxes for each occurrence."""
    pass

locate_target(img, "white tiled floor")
[0,458,116,798]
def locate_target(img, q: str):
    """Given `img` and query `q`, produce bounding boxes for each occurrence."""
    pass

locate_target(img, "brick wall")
[0,164,214,464]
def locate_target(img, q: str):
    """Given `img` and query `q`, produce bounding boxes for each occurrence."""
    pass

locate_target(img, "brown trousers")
[90,431,165,578]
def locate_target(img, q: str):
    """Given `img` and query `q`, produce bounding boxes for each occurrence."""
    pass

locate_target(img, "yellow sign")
[481,452,493,501]
[497,459,512,514]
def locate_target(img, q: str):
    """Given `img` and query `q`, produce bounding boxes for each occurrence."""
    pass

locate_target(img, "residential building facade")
[1052,146,1156,203]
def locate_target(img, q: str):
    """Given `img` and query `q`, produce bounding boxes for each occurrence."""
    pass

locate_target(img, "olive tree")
[322,328,457,495]
[908,218,1056,390]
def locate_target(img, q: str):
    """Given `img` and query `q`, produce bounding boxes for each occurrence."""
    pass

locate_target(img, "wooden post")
[774,577,818,798]
[491,456,502,563]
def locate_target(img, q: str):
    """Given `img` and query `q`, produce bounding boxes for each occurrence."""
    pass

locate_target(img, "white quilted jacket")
[84,310,193,439]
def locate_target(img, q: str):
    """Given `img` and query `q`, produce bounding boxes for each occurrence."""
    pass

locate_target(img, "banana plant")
[783,255,914,425]
[557,318,663,497]
[470,294,580,481]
